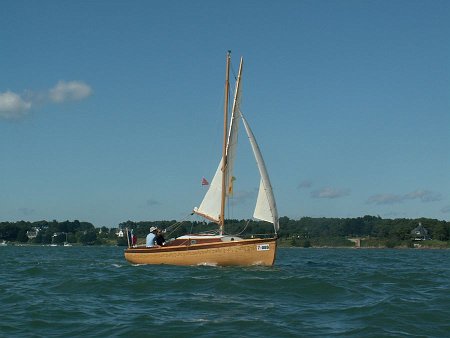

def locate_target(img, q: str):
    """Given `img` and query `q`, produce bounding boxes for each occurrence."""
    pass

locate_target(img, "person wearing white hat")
[146,226,158,247]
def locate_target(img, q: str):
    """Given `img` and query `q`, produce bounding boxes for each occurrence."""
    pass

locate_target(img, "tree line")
[0,220,112,245]
[278,215,450,241]
[122,216,450,239]
[1,216,449,246]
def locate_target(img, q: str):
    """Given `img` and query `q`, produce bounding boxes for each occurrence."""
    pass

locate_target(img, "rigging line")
[163,213,193,237]
[230,60,237,81]
[235,219,251,236]
[223,219,250,236]
[189,222,194,234]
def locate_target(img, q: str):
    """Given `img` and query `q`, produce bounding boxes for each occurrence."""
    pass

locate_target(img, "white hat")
[149,226,157,232]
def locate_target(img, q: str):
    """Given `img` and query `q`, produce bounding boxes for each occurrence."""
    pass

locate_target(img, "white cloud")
[0,81,93,120]
[0,91,31,119]
[311,187,350,199]
[49,81,92,103]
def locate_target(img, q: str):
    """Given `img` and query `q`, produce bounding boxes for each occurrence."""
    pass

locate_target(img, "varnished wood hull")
[124,237,277,266]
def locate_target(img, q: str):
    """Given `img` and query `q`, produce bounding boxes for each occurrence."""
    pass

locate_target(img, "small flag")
[201,177,209,186]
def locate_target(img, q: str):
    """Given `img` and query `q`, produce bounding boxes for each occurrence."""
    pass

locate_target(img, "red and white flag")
[201,177,209,186]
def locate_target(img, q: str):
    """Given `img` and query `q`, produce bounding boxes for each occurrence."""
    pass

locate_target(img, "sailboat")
[64,233,72,246]
[124,52,279,266]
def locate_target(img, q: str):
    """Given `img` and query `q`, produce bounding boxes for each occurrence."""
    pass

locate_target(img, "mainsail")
[194,56,279,233]
[194,58,242,223]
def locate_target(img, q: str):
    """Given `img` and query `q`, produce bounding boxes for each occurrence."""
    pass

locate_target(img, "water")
[1,246,449,337]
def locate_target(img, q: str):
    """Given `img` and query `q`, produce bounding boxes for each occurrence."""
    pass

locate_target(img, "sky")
[1,0,449,227]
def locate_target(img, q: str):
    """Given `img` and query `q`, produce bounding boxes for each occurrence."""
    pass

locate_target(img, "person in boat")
[155,228,166,246]
[132,232,137,247]
[127,229,132,247]
[146,226,158,247]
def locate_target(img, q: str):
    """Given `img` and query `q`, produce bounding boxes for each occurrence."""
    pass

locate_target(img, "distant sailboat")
[64,233,72,246]
[50,233,58,246]
[124,52,279,266]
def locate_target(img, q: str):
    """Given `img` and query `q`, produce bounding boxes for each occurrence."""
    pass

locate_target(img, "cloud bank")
[404,190,442,202]
[367,189,443,205]
[0,80,92,120]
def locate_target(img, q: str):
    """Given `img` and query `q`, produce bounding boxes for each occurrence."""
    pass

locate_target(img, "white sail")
[255,179,275,223]
[194,58,243,222]
[240,113,279,232]
[195,56,279,233]
[194,158,223,223]
[194,114,239,222]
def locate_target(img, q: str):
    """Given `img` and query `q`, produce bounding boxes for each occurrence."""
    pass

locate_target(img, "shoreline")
[2,241,449,250]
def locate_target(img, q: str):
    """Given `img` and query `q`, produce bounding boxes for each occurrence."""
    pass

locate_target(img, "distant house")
[26,227,40,239]
[411,223,430,241]
[115,229,124,238]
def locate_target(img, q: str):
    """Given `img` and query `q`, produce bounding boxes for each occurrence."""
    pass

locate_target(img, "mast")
[219,51,231,234]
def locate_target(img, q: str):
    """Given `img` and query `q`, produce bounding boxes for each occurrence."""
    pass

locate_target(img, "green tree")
[79,231,97,245]
[117,237,128,246]
[433,223,449,241]
[16,228,29,242]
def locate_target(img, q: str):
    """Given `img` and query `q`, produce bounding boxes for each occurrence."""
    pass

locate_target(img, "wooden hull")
[124,237,277,266]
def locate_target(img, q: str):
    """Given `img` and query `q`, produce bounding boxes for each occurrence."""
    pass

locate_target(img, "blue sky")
[1,0,449,227]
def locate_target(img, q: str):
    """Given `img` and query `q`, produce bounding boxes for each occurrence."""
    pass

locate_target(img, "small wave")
[2,246,450,337]
[196,262,218,267]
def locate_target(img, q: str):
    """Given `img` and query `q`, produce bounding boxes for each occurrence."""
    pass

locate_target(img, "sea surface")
[1,246,449,337]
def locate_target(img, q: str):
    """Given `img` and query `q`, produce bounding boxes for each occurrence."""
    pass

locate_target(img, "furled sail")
[240,113,279,232]
[226,57,243,197]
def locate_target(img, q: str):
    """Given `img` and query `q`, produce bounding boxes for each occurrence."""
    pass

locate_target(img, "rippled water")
[1,246,449,337]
